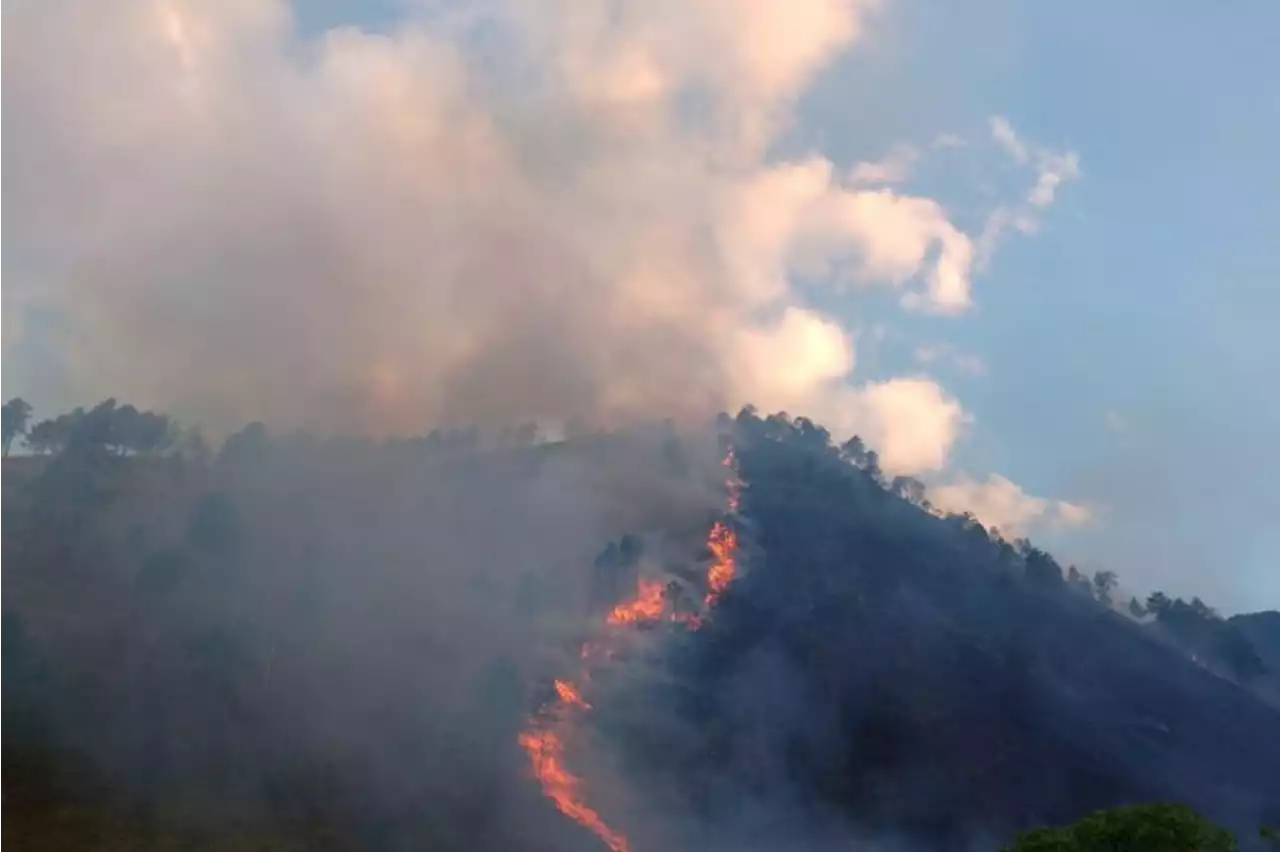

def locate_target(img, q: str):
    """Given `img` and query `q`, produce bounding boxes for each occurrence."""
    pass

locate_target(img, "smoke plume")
[3,0,1005,474]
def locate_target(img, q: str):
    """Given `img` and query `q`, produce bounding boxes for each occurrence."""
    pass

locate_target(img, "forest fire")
[704,520,737,607]
[555,678,591,710]
[703,448,741,609]
[516,728,631,852]
[518,446,741,852]
[606,578,666,625]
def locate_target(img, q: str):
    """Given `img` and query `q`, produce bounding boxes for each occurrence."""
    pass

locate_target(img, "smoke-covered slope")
[1230,611,1280,708]
[3,406,1277,851]
[601,412,1280,850]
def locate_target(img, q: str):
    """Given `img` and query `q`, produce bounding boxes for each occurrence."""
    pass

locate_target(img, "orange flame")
[519,444,741,852]
[703,519,737,607]
[606,577,666,625]
[703,448,741,609]
[555,678,591,710]
[518,728,630,852]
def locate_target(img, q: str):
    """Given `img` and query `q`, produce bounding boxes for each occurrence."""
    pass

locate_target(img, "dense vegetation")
[1002,803,1238,851]
[3,397,1278,851]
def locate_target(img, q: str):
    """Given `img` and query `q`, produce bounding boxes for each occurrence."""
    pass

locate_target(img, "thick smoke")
[2,0,1007,474]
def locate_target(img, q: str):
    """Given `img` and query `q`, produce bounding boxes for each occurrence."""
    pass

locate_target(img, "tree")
[218,421,268,468]
[111,404,142,454]
[839,434,868,466]
[136,411,174,455]
[25,419,58,455]
[1093,570,1118,605]
[32,409,82,455]
[618,534,643,566]
[862,449,884,485]
[1129,596,1147,618]
[1210,625,1267,683]
[1065,565,1092,597]
[18,406,123,553]
[1190,597,1216,620]
[1146,591,1172,617]
[793,416,831,452]
[1024,544,1064,592]
[2,397,33,456]
[890,475,926,505]
[1003,803,1237,852]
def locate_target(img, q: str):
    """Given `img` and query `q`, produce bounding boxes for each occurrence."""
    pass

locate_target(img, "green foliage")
[1003,803,1238,852]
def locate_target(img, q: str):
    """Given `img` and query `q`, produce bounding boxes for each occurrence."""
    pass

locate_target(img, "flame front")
[519,445,741,852]
[704,448,741,609]
[555,678,592,710]
[517,727,630,852]
[704,520,737,607]
[606,577,666,625]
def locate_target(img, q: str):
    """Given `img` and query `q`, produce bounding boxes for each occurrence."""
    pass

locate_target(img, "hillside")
[1229,611,1280,708]
[599,412,1280,850]
[3,402,1278,851]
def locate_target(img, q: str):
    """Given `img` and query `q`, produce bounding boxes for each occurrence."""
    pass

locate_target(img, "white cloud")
[1053,501,1095,529]
[839,377,970,474]
[721,158,978,316]
[976,116,1081,268]
[1,0,1073,494]
[989,116,1029,165]
[2,0,907,431]
[849,143,918,185]
[914,343,987,377]
[1028,150,1081,208]
[928,473,1095,538]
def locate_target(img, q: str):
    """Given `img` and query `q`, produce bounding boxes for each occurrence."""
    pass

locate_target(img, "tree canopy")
[1003,803,1237,852]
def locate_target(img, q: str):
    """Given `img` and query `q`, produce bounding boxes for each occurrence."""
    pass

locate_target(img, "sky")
[3,0,1277,612]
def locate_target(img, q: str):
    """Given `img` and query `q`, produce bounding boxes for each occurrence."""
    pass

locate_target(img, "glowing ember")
[519,443,742,852]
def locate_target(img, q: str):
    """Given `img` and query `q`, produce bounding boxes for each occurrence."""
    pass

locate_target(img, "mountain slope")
[602,412,1280,850]
[3,407,1277,851]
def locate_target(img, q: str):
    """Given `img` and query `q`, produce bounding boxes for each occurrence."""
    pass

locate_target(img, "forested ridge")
[3,397,1278,851]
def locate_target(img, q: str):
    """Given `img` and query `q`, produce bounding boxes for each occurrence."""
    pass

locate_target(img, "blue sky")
[4,0,1276,612]
[1000,1,1278,613]
[814,0,1280,610]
